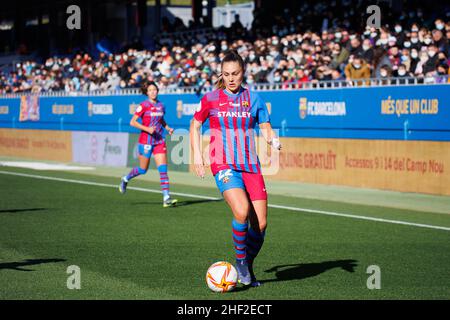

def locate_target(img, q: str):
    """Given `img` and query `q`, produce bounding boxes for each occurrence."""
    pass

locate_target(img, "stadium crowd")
[1,1,449,94]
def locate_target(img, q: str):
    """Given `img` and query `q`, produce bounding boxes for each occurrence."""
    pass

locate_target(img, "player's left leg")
[242,172,268,287]
[247,201,267,287]
[154,142,177,207]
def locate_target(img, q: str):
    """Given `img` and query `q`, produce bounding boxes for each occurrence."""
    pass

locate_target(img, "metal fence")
[1,75,449,98]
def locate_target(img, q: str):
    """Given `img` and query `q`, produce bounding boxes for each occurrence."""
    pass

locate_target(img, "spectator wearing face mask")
[376,29,390,48]
[393,23,406,45]
[409,48,420,73]
[423,45,440,74]
[379,65,391,77]
[409,31,421,51]
[398,48,412,71]
[245,73,256,87]
[379,65,392,84]
[422,34,434,47]
[220,40,229,52]
[395,63,413,84]
[106,71,121,90]
[432,30,449,56]
[344,57,370,85]
[333,28,345,46]
[361,39,374,63]
[296,68,310,86]
[246,51,258,64]
[434,19,446,32]
[347,37,363,57]
[414,51,430,76]
[272,70,282,84]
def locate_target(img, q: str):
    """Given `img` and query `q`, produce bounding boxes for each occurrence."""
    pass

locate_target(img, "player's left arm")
[259,122,281,150]
[160,117,174,135]
[255,94,281,150]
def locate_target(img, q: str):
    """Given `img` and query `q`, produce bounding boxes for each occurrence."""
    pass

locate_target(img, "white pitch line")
[0,170,222,200]
[269,204,450,232]
[1,170,449,232]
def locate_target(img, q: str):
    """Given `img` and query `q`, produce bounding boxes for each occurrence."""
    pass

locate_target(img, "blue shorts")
[214,168,267,201]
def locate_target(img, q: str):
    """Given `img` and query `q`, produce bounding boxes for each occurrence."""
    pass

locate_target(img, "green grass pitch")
[0,166,449,300]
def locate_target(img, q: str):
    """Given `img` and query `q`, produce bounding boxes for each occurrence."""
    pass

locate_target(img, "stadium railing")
[1,75,448,98]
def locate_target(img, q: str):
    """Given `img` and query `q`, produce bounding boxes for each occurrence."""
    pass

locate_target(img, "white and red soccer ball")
[206,261,238,293]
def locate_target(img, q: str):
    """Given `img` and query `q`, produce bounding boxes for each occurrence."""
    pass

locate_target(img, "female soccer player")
[119,81,178,208]
[190,50,281,286]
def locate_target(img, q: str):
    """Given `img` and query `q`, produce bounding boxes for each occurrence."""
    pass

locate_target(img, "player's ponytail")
[215,50,246,90]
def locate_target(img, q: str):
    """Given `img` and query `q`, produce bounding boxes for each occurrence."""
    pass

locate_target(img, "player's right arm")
[190,119,205,178]
[190,95,210,178]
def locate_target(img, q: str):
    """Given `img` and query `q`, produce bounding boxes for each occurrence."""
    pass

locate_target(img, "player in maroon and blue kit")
[119,81,178,208]
[190,51,282,286]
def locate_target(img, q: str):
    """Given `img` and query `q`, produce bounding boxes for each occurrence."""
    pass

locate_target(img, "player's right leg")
[119,144,151,194]
[216,169,252,285]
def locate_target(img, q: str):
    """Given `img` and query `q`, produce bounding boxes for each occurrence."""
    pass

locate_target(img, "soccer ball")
[206,261,238,293]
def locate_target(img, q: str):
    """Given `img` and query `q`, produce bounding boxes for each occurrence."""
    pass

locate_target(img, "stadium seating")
[0,1,449,94]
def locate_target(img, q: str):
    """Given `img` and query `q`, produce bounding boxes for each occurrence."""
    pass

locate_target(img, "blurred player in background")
[119,81,178,208]
[190,50,281,287]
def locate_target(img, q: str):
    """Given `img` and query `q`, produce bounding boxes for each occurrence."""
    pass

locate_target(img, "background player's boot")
[119,177,128,194]
[163,197,178,208]
[235,259,251,285]
[248,260,261,287]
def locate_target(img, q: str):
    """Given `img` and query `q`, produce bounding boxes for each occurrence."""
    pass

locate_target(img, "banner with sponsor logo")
[0,129,72,161]
[265,137,450,196]
[72,131,128,166]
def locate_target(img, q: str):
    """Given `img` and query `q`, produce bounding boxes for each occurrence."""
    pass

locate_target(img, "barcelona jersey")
[193,87,270,175]
[134,100,166,145]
